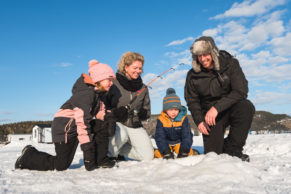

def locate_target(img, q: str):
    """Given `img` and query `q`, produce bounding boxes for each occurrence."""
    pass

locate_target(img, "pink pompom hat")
[88,59,115,83]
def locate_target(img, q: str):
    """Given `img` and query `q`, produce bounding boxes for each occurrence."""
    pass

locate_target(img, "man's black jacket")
[184,51,248,126]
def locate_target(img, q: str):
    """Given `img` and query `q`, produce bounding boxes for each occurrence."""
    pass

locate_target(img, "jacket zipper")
[126,92,133,126]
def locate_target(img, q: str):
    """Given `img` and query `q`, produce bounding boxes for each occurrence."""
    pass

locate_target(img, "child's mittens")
[163,149,174,159]
[177,148,189,158]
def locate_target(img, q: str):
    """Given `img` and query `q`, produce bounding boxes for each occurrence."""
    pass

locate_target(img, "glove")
[163,149,174,160]
[80,142,97,171]
[112,106,129,122]
[138,108,148,120]
[104,112,117,137]
[177,148,189,158]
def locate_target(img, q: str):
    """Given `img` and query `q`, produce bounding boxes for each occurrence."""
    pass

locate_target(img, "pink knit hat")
[88,59,115,83]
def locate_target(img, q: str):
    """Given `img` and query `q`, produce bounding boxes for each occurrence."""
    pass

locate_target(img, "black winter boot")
[108,155,126,162]
[163,149,174,159]
[98,156,116,168]
[192,148,200,155]
[177,148,189,158]
[116,155,126,161]
[15,145,36,169]
[81,142,98,171]
[238,153,250,162]
[226,151,250,162]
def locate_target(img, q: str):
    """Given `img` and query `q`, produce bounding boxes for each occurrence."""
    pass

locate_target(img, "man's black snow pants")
[202,99,255,154]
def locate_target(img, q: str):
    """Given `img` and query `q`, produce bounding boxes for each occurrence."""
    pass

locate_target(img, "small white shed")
[250,131,257,135]
[7,134,32,142]
[32,124,52,143]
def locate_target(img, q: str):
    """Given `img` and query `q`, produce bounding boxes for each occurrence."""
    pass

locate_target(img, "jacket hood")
[174,106,187,121]
[190,36,220,73]
[160,105,187,122]
[72,74,95,95]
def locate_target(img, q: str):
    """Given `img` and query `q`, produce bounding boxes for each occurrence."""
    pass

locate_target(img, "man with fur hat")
[184,36,255,162]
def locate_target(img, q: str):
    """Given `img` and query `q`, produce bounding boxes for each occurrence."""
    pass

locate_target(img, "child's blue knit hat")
[163,88,181,111]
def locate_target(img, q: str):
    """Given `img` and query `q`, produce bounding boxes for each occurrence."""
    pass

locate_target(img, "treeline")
[143,111,291,136]
[252,111,291,132]
[0,121,52,142]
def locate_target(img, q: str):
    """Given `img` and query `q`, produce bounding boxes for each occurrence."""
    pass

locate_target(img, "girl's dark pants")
[20,120,109,171]
[21,138,79,171]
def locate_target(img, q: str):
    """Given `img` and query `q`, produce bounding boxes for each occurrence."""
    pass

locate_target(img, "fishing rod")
[137,63,186,96]
[126,63,186,110]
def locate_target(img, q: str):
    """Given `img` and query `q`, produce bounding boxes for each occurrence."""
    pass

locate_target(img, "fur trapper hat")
[190,36,220,72]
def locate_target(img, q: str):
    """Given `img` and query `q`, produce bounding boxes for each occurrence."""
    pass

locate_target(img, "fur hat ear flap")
[211,50,220,71]
[190,45,201,73]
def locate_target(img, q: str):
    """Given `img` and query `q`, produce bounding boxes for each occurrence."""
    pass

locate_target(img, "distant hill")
[0,111,290,142]
[251,111,291,132]
[143,111,291,136]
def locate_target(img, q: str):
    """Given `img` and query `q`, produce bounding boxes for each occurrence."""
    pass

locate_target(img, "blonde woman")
[106,51,154,161]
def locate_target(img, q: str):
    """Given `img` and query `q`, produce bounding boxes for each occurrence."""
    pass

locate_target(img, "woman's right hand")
[198,121,211,135]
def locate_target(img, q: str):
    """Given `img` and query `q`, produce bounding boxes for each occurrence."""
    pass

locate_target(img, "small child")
[154,88,198,159]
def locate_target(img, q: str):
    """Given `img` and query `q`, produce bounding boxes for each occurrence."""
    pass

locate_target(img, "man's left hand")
[205,107,218,126]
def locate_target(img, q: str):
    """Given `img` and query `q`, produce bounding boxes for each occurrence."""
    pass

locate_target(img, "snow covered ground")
[1,134,291,194]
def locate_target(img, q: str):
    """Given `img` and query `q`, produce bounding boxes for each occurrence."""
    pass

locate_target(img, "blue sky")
[1,0,291,123]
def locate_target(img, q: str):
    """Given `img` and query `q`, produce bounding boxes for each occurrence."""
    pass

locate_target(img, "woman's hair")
[117,51,144,74]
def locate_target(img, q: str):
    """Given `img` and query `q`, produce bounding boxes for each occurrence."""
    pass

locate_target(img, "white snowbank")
[1,134,291,193]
